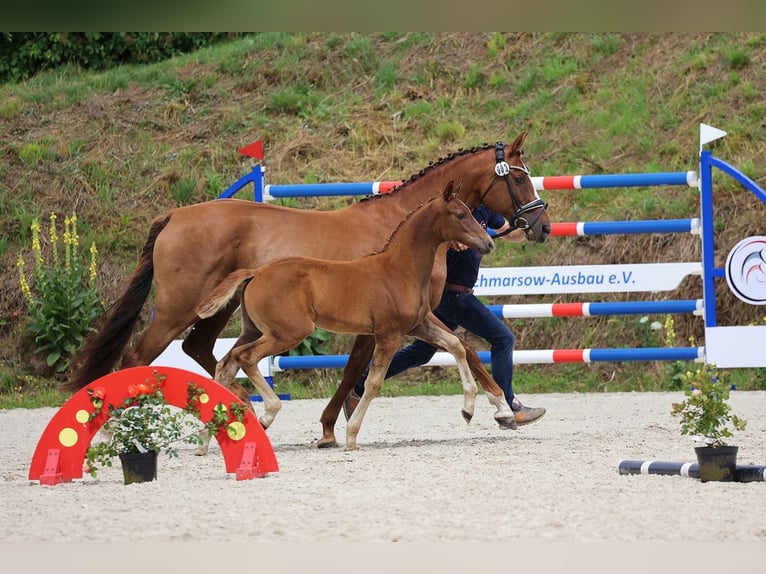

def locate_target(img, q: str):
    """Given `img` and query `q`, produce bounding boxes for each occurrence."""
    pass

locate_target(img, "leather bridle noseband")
[479,141,548,239]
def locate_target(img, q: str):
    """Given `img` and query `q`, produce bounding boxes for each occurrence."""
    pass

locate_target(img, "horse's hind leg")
[424,312,515,430]
[122,310,198,369]
[182,300,239,376]
[231,326,310,430]
[193,345,252,456]
[195,316,262,456]
[462,338,516,429]
[318,334,375,449]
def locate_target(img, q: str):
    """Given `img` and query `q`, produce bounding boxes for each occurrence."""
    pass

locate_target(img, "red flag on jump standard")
[239,140,264,160]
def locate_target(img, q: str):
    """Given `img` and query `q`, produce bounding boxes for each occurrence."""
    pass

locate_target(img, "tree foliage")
[0,32,246,84]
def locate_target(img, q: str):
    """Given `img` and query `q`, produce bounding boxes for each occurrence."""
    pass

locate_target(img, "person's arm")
[493,220,527,243]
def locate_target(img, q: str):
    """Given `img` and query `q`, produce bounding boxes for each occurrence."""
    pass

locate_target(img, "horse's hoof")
[496,416,518,430]
[193,447,209,457]
[461,410,473,424]
[316,438,338,449]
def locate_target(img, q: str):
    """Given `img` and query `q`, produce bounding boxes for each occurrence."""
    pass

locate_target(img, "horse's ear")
[509,131,528,154]
[443,180,459,202]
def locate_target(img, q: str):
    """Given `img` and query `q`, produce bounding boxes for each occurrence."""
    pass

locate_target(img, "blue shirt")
[444,205,505,288]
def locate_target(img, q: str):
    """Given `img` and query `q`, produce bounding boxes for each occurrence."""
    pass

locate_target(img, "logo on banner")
[725,236,766,305]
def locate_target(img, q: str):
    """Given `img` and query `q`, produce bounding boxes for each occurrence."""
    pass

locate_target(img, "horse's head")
[439,180,494,255]
[475,131,551,243]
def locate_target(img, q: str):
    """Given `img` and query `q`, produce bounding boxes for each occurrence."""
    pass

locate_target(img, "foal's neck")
[381,204,446,279]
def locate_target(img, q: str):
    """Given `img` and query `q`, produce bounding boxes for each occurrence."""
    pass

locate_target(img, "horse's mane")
[367,194,440,256]
[358,143,494,204]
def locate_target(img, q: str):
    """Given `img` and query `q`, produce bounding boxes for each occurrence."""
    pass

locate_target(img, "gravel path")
[3,390,765,544]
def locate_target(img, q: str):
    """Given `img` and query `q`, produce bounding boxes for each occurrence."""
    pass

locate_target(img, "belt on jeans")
[444,283,473,294]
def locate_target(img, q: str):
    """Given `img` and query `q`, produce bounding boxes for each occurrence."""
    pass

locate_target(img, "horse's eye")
[457,213,466,220]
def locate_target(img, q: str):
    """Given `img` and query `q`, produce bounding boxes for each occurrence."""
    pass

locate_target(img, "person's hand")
[503,228,527,243]
[449,240,468,251]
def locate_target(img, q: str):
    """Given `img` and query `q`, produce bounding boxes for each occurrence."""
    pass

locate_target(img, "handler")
[344,205,546,427]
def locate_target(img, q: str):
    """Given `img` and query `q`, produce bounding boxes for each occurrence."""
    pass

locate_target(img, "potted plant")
[671,362,747,482]
[85,370,246,484]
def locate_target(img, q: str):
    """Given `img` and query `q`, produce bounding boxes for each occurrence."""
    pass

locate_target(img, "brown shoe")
[343,389,361,421]
[512,401,546,426]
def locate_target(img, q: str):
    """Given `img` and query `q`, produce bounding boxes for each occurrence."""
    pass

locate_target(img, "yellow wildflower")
[31,219,42,265]
[17,255,32,302]
[89,242,98,283]
[49,213,60,266]
[663,314,676,347]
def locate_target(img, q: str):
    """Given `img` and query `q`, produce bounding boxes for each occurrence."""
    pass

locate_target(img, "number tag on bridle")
[494,161,510,177]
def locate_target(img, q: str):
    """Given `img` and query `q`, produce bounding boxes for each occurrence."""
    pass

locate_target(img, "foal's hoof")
[316,437,338,449]
[461,409,473,424]
[193,446,210,457]
[496,415,518,430]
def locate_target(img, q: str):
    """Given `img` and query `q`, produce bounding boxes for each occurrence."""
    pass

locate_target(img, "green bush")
[17,213,102,372]
[0,32,246,84]
[671,363,747,447]
[288,328,333,357]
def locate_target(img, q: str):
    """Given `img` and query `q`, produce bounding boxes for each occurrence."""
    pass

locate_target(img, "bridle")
[479,141,548,239]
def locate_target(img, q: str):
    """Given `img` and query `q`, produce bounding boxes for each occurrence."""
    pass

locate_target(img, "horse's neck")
[378,206,444,281]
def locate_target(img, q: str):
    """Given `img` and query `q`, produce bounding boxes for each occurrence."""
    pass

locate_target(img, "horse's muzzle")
[526,223,551,244]
[479,239,495,255]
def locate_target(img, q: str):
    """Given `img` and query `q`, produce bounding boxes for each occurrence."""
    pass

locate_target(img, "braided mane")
[359,143,494,204]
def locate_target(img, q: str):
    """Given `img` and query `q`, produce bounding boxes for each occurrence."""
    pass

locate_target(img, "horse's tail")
[61,214,173,393]
[197,269,255,319]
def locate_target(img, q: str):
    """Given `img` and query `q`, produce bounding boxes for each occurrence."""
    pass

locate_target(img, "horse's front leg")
[345,337,398,451]
[317,334,375,448]
[409,315,477,424]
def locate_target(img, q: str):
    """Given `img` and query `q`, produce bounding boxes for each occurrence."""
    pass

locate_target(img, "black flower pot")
[119,451,158,485]
[694,445,738,483]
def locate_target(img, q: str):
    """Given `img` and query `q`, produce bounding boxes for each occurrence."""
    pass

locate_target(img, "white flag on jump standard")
[700,123,727,150]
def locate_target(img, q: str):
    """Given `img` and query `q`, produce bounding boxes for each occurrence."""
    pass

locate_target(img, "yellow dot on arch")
[75,409,90,424]
[199,393,209,404]
[226,421,246,441]
[59,428,79,448]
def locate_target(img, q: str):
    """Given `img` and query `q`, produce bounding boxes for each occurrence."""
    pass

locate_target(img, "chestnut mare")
[65,132,550,440]
[197,182,495,449]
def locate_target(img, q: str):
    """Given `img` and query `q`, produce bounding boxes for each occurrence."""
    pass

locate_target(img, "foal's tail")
[61,214,172,393]
[197,269,255,319]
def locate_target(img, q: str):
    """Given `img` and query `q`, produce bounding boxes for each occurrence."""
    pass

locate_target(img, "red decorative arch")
[29,366,278,485]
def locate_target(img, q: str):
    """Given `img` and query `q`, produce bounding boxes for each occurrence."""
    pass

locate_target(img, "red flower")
[136,382,151,396]
[127,385,139,398]
[92,387,106,400]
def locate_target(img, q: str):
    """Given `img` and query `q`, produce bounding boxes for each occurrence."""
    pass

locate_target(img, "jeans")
[354,289,516,405]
